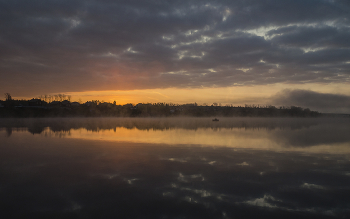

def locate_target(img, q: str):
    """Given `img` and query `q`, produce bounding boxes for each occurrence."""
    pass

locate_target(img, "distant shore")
[0,98,325,118]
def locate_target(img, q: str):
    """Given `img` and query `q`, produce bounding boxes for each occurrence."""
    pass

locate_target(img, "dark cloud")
[0,0,350,97]
[271,89,350,113]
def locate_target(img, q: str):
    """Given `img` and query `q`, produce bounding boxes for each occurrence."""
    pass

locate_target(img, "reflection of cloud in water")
[102,174,119,179]
[126,178,139,185]
[168,184,227,212]
[177,187,216,198]
[185,188,224,201]
[178,173,205,183]
[67,201,82,212]
[301,183,326,190]
[162,192,174,197]
[237,162,250,166]
[166,158,187,163]
[183,196,198,203]
[242,194,340,217]
[244,194,280,208]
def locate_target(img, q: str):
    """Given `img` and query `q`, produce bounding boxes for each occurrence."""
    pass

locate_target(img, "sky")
[1,0,350,113]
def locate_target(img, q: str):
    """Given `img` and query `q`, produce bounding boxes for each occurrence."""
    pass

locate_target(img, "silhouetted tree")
[5,93,12,101]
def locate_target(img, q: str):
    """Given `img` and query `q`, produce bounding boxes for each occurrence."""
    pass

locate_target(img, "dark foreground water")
[1,118,350,219]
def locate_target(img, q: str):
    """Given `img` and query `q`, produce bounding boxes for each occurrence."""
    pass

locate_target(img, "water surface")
[1,118,350,218]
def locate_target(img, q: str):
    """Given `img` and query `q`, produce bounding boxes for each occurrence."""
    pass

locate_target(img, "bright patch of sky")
[222,8,232,21]
[64,17,81,29]
[101,52,119,58]
[163,70,189,75]
[240,22,335,40]
[126,47,139,54]
[301,47,328,53]
[177,50,206,60]
[237,68,251,73]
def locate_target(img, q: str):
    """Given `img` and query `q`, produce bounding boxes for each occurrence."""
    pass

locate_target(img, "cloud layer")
[1,0,350,96]
[271,89,350,113]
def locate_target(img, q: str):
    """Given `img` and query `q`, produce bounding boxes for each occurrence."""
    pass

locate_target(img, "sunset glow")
[24,82,348,113]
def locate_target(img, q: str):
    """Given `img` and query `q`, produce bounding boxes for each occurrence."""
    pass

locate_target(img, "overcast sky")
[1,0,350,112]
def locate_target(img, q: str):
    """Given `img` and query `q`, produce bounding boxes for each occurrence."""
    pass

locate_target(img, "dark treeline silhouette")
[0,93,321,118]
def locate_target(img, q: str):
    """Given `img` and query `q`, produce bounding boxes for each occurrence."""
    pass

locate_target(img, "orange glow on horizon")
[59,83,350,106]
[14,82,350,106]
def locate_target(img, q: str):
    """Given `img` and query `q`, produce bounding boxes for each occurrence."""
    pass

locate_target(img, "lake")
[1,117,350,218]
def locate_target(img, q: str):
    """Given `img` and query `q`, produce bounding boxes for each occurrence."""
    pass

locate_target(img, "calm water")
[1,117,350,218]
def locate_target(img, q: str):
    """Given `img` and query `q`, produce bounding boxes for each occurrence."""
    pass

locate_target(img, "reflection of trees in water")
[0,117,320,133]
[1,118,350,147]
[27,126,46,135]
[42,129,71,138]
[5,127,12,137]
[2,126,71,136]
[3,127,27,137]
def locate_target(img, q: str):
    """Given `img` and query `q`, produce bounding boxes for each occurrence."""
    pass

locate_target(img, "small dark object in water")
[212,118,219,122]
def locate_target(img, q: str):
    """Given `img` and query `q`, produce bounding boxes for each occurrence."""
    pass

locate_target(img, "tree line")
[0,93,321,118]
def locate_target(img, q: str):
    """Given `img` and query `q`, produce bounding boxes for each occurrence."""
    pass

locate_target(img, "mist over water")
[1,118,350,218]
